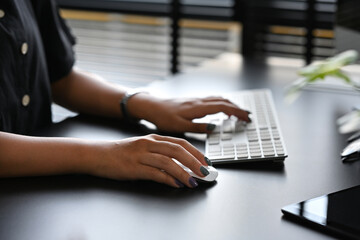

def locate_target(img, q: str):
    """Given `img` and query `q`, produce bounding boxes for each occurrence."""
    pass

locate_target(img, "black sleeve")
[31,0,76,83]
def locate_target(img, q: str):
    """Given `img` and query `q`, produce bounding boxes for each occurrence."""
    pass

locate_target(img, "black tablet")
[282,185,360,240]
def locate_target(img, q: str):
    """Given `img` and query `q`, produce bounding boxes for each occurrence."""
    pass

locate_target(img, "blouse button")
[21,42,28,55]
[0,10,5,19]
[22,94,30,107]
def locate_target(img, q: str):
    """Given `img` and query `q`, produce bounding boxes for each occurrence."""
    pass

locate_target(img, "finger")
[175,118,214,134]
[186,102,251,122]
[201,97,242,110]
[138,165,185,188]
[141,153,197,188]
[147,139,207,177]
[201,96,232,103]
[150,134,209,166]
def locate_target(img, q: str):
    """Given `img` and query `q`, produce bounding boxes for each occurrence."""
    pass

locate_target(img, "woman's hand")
[128,94,251,133]
[0,132,209,188]
[89,134,211,188]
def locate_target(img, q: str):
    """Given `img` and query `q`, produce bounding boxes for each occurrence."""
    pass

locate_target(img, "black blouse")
[0,0,75,134]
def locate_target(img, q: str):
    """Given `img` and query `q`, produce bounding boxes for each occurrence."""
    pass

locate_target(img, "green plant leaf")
[286,50,359,103]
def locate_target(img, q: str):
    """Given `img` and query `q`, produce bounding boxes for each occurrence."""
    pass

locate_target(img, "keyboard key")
[275,145,283,150]
[222,119,234,133]
[208,134,220,145]
[261,142,273,147]
[221,134,233,141]
[236,144,248,154]
[272,130,280,139]
[260,130,271,140]
[249,143,260,149]
[208,155,222,160]
[263,150,275,157]
[250,151,262,158]
[237,152,249,159]
[248,138,259,143]
[236,143,247,148]
[249,141,260,146]
[246,131,259,142]
[247,130,257,136]
[276,150,285,156]
[237,151,248,157]
[274,140,283,147]
[208,145,221,153]
[246,123,256,130]
[223,152,235,158]
[209,155,236,160]
[208,152,221,157]
[263,146,274,152]
[235,121,246,132]
[208,133,220,139]
[223,143,234,149]
[275,145,285,156]
[208,138,220,145]
[249,146,259,152]
[272,135,280,140]
[223,150,235,155]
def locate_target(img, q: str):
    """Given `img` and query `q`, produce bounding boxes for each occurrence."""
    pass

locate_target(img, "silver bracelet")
[120,92,143,122]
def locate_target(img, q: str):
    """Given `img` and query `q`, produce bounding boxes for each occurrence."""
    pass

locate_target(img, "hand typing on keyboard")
[133,95,252,133]
[205,90,288,164]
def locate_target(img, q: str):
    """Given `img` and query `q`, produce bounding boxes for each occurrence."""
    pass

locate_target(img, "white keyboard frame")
[205,89,288,164]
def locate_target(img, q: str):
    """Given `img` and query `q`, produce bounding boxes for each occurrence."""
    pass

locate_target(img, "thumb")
[181,120,217,133]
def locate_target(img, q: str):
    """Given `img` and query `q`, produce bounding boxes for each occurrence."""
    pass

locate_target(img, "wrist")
[125,92,159,122]
[58,139,97,175]
[120,91,145,123]
[76,141,107,176]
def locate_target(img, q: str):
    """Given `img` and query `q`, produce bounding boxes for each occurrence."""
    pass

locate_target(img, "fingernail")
[206,123,216,131]
[189,177,198,188]
[175,179,184,188]
[200,166,209,176]
[246,111,252,123]
[204,156,212,166]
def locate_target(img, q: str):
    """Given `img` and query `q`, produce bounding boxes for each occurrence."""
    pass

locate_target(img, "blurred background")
[56,0,345,88]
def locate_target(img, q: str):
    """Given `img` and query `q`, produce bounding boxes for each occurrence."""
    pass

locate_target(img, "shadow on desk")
[39,114,198,143]
[0,174,216,199]
[36,114,155,139]
[216,160,285,174]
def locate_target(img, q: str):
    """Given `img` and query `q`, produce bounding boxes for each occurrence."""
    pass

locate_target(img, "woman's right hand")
[88,134,211,188]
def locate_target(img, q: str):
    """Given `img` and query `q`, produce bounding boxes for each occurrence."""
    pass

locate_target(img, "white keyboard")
[205,89,288,164]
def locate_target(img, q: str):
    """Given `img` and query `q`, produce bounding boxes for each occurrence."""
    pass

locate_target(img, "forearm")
[51,68,128,118]
[50,68,250,134]
[52,68,164,123]
[0,132,100,177]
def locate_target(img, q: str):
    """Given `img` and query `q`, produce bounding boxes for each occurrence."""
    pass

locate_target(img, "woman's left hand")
[128,94,251,133]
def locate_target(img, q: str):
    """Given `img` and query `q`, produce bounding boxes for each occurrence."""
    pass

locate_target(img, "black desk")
[1,54,360,240]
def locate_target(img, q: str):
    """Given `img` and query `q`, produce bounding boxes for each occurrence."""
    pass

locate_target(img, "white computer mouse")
[188,165,218,182]
[175,160,218,182]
